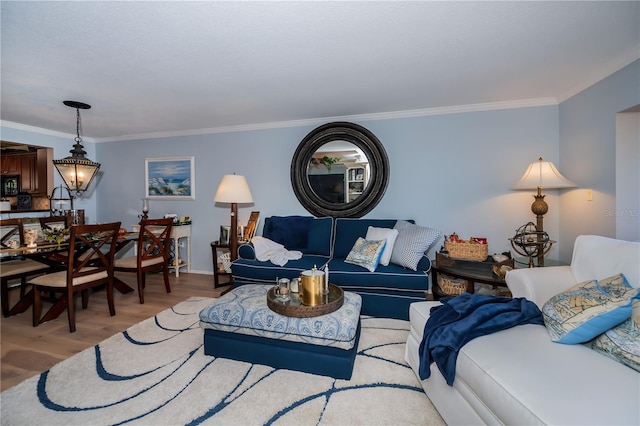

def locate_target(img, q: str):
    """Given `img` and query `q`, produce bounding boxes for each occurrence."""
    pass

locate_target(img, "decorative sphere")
[510,222,552,258]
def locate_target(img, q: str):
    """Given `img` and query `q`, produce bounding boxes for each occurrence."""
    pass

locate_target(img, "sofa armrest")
[238,242,256,260]
[506,266,576,308]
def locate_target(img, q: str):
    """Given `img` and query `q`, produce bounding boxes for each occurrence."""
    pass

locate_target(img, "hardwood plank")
[1,271,230,391]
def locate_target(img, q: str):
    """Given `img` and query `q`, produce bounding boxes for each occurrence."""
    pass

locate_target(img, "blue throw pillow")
[542,273,640,344]
[344,237,386,272]
[263,216,314,250]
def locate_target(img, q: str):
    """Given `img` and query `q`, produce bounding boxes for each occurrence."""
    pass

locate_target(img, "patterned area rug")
[1,297,444,425]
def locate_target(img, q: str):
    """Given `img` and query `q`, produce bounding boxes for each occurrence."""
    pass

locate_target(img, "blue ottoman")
[199,284,362,379]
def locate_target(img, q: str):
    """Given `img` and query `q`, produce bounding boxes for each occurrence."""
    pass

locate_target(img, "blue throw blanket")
[418,293,544,385]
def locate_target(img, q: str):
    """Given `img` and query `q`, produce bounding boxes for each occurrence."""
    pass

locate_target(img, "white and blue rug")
[0,297,444,425]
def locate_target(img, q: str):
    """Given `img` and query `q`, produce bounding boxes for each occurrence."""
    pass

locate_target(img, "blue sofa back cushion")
[333,218,415,259]
[263,216,314,250]
[302,217,334,256]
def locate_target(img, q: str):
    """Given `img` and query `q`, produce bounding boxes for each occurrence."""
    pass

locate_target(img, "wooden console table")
[431,252,514,299]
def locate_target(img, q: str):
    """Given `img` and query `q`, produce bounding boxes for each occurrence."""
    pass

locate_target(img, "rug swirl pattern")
[1,297,444,425]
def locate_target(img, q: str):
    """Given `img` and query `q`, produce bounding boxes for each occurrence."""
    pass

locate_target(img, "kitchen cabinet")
[1,155,20,175]
[0,149,53,197]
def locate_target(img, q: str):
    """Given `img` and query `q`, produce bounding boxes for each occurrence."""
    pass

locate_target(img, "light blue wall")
[558,60,640,259]
[94,106,559,273]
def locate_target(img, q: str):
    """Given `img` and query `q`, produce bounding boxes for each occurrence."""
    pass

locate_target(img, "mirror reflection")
[307,141,370,204]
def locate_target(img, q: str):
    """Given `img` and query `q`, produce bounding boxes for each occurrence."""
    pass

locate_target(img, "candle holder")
[139,198,150,222]
[48,185,74,216]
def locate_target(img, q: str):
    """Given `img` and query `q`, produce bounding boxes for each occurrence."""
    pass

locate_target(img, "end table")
[431,252,514,299]
[211,241,233,288]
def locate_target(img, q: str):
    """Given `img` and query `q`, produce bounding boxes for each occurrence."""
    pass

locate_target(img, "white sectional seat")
[405,235,640,425]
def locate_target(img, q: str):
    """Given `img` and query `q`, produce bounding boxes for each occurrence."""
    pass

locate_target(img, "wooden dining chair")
[30,221,121,333]
[114,218,173,304]
[1,218,51,317]
[38,216,74,263]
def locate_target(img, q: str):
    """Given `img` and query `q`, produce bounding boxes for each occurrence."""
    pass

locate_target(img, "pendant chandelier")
[53,100,101,195]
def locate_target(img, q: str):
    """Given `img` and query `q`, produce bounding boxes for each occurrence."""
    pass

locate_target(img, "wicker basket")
[444,241,488,262]
[219,252,232,273]
[437,274,467,296]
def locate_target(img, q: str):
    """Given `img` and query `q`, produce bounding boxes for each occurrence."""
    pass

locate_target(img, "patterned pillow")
[390,220,441,271]
[586,299,640,372]
[365,226,399,266]
[542,273,640,344]
[345,237,386,272]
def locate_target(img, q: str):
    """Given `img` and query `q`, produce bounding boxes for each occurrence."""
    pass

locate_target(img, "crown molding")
[0,120,96,143]
[94,97,558,143]
[557,46,640,103]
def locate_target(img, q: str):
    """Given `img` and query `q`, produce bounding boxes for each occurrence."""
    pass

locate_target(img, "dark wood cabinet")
[19,153,36,193]
[1,155,20,175]
[0,149,52,196]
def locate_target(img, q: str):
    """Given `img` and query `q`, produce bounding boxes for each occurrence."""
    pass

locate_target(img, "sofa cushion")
[333,218,408,259]
[365,226,399,266]
[587,299,640,372]
[390,220,441,271]
[263,216,313,250]
[302,216,333,256]
[344,237,386,272]
[542,273,640,344]
[232,254,330,285]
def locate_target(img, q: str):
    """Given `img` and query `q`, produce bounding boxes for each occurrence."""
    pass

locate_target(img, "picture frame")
[244,211,260,242]
[219,225,231,245]
[145,156,195,200]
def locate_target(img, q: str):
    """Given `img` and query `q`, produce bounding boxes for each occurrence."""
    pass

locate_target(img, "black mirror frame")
[291,122,389,218]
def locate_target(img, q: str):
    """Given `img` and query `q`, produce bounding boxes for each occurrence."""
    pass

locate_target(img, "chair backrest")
[136,218,174,264]
[571,235,640,288]
[39,216,72,231]
[64,222,121,285]
[0,218,24,247]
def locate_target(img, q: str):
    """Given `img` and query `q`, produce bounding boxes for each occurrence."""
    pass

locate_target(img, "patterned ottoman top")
[199,284,362,348]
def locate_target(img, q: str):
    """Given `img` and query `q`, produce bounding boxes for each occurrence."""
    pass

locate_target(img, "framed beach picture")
[145,156,195,200]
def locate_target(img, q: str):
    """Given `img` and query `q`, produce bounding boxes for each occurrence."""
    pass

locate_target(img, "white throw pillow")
[365,226,399,266]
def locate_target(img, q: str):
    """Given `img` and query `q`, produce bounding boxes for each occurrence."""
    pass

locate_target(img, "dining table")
[0,232,139,318]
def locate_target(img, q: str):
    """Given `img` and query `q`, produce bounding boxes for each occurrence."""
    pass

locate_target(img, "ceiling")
[1,1,639,142]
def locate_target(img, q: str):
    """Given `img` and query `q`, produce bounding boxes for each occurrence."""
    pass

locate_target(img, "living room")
[1,2,639,424]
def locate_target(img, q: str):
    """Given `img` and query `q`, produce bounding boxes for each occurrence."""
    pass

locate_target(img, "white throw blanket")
[251,236,303,266]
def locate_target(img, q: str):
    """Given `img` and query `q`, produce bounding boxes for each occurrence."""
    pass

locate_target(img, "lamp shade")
[511,157,576,190]
[54,157,100,193]
[213,174,253,203]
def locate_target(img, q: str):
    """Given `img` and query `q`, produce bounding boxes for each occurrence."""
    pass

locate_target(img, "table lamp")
[511,157,576,265]
[214,174,253,261]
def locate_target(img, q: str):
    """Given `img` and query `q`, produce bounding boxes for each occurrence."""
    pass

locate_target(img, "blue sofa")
[231,216,440,320]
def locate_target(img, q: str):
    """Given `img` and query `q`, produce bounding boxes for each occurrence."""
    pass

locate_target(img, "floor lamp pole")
[531,187,548,267]
[230,202,238,261]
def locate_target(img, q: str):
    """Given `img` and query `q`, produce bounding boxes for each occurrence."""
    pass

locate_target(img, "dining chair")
[38,216,74,263]
[1,218,52,317]
[30,221,121,333]
[38,215,72,231]
[114,218,173,304]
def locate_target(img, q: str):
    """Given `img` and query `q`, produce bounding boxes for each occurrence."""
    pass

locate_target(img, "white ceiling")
[1,1,639,142]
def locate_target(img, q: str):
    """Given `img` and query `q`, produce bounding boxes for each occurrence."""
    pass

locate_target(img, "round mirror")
[291,122,389,218]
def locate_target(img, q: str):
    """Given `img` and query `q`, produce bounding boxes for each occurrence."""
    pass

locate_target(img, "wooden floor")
[1,271,232,392]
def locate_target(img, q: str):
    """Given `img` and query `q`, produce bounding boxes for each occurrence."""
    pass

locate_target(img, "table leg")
[7,288,34,316]
[113,277,134,294]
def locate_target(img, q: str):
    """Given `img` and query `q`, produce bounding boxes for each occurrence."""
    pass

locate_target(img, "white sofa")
[405,235,640,425]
